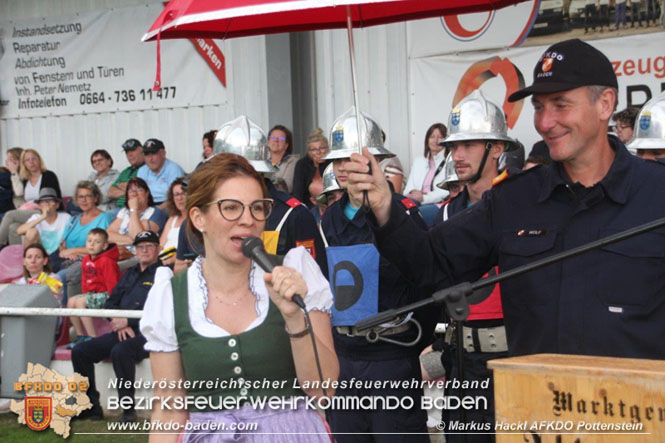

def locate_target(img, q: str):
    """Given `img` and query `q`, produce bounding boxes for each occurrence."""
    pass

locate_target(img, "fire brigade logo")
[541,57,553,72]
[332,126,344,144]
[639,112,651,130]
[451,108,461,126]
[25,397,52,431]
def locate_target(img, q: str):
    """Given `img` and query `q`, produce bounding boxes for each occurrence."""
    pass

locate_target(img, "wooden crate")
[488,354,665,442]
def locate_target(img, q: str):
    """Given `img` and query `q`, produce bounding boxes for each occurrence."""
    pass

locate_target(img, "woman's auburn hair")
[185,153,268,253]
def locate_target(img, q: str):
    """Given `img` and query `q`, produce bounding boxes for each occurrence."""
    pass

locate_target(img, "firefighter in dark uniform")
[321,108,435,442]
[345,37,665,393]
[427,90,522,442]
[628,91,665,161]
[209,116,327,273]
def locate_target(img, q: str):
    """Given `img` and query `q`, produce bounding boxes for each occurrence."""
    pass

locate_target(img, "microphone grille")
[241,236,263,258]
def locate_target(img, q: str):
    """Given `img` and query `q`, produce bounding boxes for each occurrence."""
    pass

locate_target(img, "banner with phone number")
[0,3,227,119]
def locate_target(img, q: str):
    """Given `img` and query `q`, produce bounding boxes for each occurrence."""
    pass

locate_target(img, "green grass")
[0,411,148,442]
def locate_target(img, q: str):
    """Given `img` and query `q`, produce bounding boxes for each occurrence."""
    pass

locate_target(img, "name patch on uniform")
[296,239,316,259]
[517,229,547,237]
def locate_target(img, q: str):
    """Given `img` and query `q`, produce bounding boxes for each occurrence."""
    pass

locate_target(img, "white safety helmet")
[323,107,395,160]
[214,116,278,173]
[627,91,665,151]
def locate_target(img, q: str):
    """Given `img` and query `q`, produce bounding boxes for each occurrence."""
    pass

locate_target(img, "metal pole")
[346,6,364,155]
[0,307,143,319]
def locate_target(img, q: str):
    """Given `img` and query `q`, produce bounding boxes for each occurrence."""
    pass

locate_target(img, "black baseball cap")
[133,230,159,246]
[143,138,165,154]
[122,138,142,151]
[508,39,618,102]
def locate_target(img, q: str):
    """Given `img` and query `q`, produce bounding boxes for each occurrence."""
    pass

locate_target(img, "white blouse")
[140,246,333,353]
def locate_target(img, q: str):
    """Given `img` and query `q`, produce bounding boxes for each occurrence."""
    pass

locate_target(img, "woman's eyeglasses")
[269,135,286,142]
[206,199,274,222]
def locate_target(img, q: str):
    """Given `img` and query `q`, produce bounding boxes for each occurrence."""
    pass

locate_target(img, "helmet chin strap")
[467,141,493,184]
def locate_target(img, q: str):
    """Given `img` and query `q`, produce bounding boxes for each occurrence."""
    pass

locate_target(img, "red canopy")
[144,0,529,41]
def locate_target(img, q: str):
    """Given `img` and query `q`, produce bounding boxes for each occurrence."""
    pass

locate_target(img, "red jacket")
[81,244,121,294]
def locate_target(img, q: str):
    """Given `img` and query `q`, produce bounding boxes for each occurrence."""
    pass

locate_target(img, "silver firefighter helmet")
[627,91,665,151]
[323,107,395,161]
[315,162,342,204]
[436,153,460,190]
[213,116,278,173]
[441,89,517,151]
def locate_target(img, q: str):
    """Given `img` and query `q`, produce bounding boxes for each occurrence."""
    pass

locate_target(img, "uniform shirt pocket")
[596,229,665,309]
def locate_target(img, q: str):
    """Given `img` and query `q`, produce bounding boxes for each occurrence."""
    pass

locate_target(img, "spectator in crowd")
[137,138,185,209]
[585,0,598,33]
[108,139,145,211]
[14,243,63,304]
[196,130,216,169]
[292,128,329,208]
[87,149,120,211]
[16,188,71,255]
[107,178,165,264]
[54,181,113,301]
[72,230,162,422]
[5,147,25,209]
[404,123,449,225]
[159,177,187,266]
[0,149,61,247]
[0,162,14,220]
[67,228,120,346]
[612,107,639,144]
[598,0,610,31]
[630,0,643,27]
[140,154,337,439]
[615,0,628,29]
[268,125,298,193]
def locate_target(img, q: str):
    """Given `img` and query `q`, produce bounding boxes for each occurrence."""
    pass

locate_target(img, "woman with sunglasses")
[141,154,338,442]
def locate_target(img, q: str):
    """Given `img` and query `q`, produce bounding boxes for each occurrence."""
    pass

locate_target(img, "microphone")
[241,236,307,310]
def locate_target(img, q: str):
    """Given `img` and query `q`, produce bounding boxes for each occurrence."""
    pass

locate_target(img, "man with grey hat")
[346,38,665,364]
[16,187,71,254]
[108,139,145,210]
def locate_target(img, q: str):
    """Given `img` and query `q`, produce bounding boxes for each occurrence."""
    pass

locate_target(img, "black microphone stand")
[355,215,665,443]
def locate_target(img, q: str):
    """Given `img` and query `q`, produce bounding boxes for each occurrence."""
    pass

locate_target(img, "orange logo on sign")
[542,58,553,72]
[25,397,52,431]
[453,56,526,129]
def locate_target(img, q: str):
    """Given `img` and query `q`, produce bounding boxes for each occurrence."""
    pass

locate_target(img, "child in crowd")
[14,243,64,304]
[16,188,71,254]
[66,228,120,346]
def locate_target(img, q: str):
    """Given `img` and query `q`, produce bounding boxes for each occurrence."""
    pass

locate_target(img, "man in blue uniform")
[429,90,519,442]
[345,38,665,362]
[320,108,435,442]
[72,231,162,422]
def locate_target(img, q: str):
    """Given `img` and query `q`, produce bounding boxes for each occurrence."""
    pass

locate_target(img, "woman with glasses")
[159,177,188,266]
[53,181,113,301]
[268,125,299,193]
[0,149,62,247]
[87,149,119,211]
[107,178,163,262]
[292,128,330,208]
[140,154,338,442]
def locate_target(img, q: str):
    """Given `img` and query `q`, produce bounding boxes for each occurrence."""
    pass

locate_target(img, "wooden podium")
[488,354,665,442]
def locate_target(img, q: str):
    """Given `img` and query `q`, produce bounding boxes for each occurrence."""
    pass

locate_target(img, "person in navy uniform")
[428,90,522,442]
[175,116,327,275]
[320,107,435,442]
[345,39,665,364]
